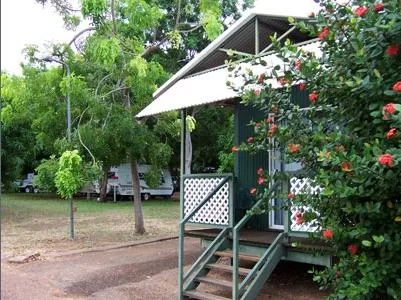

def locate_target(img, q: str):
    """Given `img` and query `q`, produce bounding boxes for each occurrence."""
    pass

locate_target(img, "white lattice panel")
[184,177,230,226]
[290,177,323,232]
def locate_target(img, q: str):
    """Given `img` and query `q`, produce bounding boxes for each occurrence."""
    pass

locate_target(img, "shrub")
[231,0,401,298]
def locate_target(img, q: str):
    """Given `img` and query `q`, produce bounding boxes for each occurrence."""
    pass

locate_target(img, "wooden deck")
[185,228,282,246]
[185,228,329,252]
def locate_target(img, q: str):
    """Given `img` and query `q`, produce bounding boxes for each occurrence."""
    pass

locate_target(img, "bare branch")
[111,0,117,35]
[67,27,96,48]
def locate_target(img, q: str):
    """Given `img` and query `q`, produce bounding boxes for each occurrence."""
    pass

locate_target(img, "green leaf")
[372,235,384,244]
[362,240,372,247]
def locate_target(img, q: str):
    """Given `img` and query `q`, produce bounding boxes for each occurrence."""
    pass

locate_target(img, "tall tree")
[20,0,254,234]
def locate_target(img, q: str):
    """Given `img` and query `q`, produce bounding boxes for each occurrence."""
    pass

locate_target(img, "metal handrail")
[232,181,280,300]
[239,232,286,293]
[183,227,229,283]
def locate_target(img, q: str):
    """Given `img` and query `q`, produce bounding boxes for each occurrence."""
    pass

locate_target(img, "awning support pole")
[178,109,186,299]
[255,17,259,55]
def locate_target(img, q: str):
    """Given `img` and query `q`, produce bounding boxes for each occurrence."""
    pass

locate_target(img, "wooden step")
[214,250,260,263]
[184,290,231,300]
[206,263,251,276]
[196,276,232,289]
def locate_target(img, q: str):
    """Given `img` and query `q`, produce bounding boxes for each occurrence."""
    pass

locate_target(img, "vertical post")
[232,228,239,300]
[69,198,74,240]
[178,109,186,299]
[65,65,71,144]
[255,17,259,55]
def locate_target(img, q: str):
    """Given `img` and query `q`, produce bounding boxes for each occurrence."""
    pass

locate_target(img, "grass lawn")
[1,193,180,256]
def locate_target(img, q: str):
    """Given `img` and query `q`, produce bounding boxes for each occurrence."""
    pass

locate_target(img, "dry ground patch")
[1,193,180,257]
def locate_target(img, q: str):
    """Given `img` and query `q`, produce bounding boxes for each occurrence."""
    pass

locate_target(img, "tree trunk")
[185,129,192,174]
[130,159,145,234]
[99,169,108,201]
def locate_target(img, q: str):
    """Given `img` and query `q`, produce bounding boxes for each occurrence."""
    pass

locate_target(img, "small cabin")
[137,4,329,300]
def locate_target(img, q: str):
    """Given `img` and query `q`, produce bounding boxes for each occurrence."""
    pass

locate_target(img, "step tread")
[206,263,251,276]
[214,250,260,262]
[196,276,233,288]
[184,290,231,300]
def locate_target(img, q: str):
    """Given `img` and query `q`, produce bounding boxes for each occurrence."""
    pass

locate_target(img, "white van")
[101,163,174,200]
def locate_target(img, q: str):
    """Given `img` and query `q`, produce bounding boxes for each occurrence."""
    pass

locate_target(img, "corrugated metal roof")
[136,41,321,118]
[151,2,319,100]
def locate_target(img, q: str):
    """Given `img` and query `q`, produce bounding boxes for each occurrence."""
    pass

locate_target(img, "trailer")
[100,163,174,200]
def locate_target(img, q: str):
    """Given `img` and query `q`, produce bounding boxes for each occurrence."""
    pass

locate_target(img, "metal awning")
[136,41,321,118]
[136,67,238,118]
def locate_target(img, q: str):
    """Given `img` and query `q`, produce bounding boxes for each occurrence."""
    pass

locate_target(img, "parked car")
[15,173,39,193]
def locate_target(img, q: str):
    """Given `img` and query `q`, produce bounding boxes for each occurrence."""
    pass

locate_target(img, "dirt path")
[1,237,328,299]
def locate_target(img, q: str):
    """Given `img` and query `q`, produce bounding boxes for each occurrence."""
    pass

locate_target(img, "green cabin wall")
[233,87,309,231]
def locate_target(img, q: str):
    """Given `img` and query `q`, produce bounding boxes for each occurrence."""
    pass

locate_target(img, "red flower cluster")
[341,161,352,172]
[386,128,397,139]
[299,82,306,91]
[383,103,397,120]
[247,136,254,144]
[258,177,264,185]
[268,124,278,136]
[257,167,263,176]
[288,192,295,199]
[322,229,333,239]
[231,146,238,153]
[347,244,359,255]
[374,3,384,12]
[295,211,304,225]
[386,44,400,56]
[309,91,319,103]
[288,143,301,153]
[393,81,401,92]
[378,154,394,167]
[265,116,274,123]
[354,6,368,17]
[318,27,329,40]
[249,187,257,196]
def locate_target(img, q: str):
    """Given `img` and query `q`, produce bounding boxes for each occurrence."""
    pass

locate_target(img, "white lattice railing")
[183,174,233,226]
[289,177,323,232]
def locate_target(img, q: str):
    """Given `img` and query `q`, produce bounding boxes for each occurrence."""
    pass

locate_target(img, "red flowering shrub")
[386,128,397,139]
[288,143,300,153]
[393,81,401,92]
[347,244,359,255]
[354,6,368,17]
[308,91,318,103]
[323,229,334,239]
[386,44,399,56]
[230,0,401,298]
[374,3,384,12]
[378,153,394,167]
[318,27,329,40]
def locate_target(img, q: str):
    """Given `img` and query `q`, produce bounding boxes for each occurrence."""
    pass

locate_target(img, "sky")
[1,0,83,75]
[1,0,319,75]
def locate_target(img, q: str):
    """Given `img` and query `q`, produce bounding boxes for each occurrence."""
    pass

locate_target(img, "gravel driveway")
[1,237,327,299]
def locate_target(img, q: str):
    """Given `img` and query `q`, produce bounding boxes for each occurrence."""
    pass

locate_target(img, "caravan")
[100,163,174,200]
